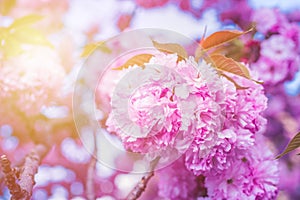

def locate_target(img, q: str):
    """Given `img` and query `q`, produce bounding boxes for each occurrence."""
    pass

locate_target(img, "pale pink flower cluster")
[106,53,222,156]
[106,52,278,198]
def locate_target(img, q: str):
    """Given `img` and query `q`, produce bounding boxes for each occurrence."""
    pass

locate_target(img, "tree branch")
[126,171,154,200]
[18,144,48,199]
[126,157,160,200]
[0,155,25,200]
[0,144,49,200]
[86,155,97,200]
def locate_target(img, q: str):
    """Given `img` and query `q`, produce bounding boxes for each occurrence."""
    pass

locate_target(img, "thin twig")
[86,130,98,200]
[86,156,97,200]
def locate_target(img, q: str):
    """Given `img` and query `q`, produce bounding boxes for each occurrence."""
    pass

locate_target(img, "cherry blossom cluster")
[106,52,279,199]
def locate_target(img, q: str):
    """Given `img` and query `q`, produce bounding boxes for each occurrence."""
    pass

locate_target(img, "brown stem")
[18,144,48,199]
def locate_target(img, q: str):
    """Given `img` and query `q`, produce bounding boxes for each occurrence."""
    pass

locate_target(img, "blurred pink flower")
[278,160,300,194]
[279,23,300,48]
[135,0,169,8]
[261,35,296,62]
[157,158,197,200]
[252,57,289,85]
[251,35,299,85]
[252,8,286,35]
[259,58,299,87]
[0,46,66,138]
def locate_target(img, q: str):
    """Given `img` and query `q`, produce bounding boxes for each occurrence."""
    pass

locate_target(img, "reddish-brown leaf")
[113,54,153,70]
[152,40,188,61]
[238,62,251,79]
[209,54,251,79]
[201,29,252,50]
[220,73,249,90]
[276,132,300,159]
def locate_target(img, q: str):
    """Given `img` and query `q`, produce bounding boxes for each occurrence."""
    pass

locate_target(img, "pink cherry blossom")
[204,135,279,200]
[185,74,267,175]
[106,53,223,159]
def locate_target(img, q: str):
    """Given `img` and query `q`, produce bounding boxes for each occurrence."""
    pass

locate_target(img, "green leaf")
[201,28,252,50]
[1,36,22,58]
[152,40,188,61]
[276,132,300,159]
[112,54,153,70]
[0,14,53,58]
[11,27,52,47]
[10,14,43,30]
[81,41,112,57]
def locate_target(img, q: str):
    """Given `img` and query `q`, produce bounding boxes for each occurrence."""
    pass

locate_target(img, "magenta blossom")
[252,8,286,35]
[185,73,267,175]
[252,35,299,85]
